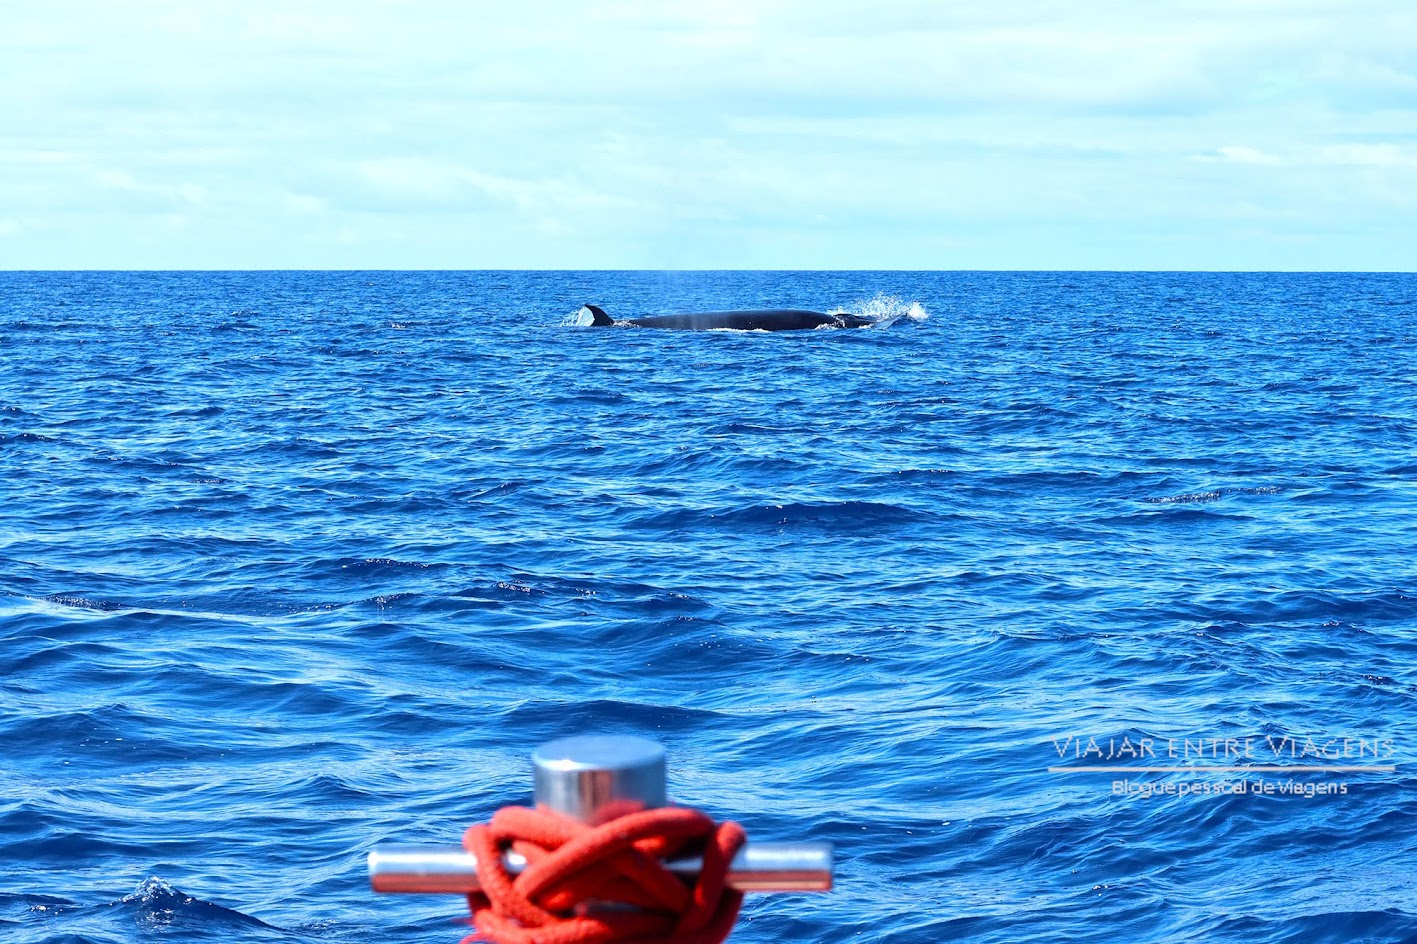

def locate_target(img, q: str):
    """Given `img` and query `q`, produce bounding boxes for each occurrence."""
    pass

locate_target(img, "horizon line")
[3,267,1415,275]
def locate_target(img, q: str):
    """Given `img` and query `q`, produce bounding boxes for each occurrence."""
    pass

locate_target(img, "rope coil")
[462,806,747,944]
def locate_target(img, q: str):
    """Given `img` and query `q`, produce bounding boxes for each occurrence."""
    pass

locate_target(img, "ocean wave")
[7,271,1417,944]
[0,431,60,445]
[1143,486,1284,504]
[121,878,283,936]
[648,499,938,532]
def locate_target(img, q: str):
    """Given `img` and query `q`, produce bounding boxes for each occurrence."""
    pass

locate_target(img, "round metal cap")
[532,734,667,824]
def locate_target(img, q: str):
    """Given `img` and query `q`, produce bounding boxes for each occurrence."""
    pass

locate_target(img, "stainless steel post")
[368,734,833,894]
[532,734,667,823]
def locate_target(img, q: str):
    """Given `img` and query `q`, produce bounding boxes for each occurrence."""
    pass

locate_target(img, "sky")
[2,0,1415,270]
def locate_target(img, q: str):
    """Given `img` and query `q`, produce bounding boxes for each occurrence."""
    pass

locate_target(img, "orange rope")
[461,806,746,944]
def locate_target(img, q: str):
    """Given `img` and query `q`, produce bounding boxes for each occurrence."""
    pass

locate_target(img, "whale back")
[582,304,876,332]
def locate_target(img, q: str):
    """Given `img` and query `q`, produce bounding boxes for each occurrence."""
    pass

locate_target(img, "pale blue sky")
[3,0,1414,270]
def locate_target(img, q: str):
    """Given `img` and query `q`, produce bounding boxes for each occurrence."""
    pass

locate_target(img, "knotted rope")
[461,805,747,944]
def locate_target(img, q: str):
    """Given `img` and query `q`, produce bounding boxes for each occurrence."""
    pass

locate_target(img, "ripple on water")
[2,271,1416,943]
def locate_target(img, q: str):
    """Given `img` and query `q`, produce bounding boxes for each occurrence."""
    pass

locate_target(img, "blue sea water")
[2,270,1416,944]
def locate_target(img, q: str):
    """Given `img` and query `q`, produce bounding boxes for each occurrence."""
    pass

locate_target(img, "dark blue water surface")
[3,271,1417,944]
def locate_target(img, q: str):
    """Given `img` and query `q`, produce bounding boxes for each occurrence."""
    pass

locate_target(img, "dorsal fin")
[584,304,613,327]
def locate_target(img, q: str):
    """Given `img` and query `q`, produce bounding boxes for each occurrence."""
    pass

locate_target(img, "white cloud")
[1208,146,1285,165]
[350,157,626,218]
[1,0,1415,268]
[1320,143,1417,167]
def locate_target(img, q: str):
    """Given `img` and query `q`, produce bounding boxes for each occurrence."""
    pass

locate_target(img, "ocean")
[2,270,1415,943]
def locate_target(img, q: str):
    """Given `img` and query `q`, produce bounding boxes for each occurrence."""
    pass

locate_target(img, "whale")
[583,303,873,332]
